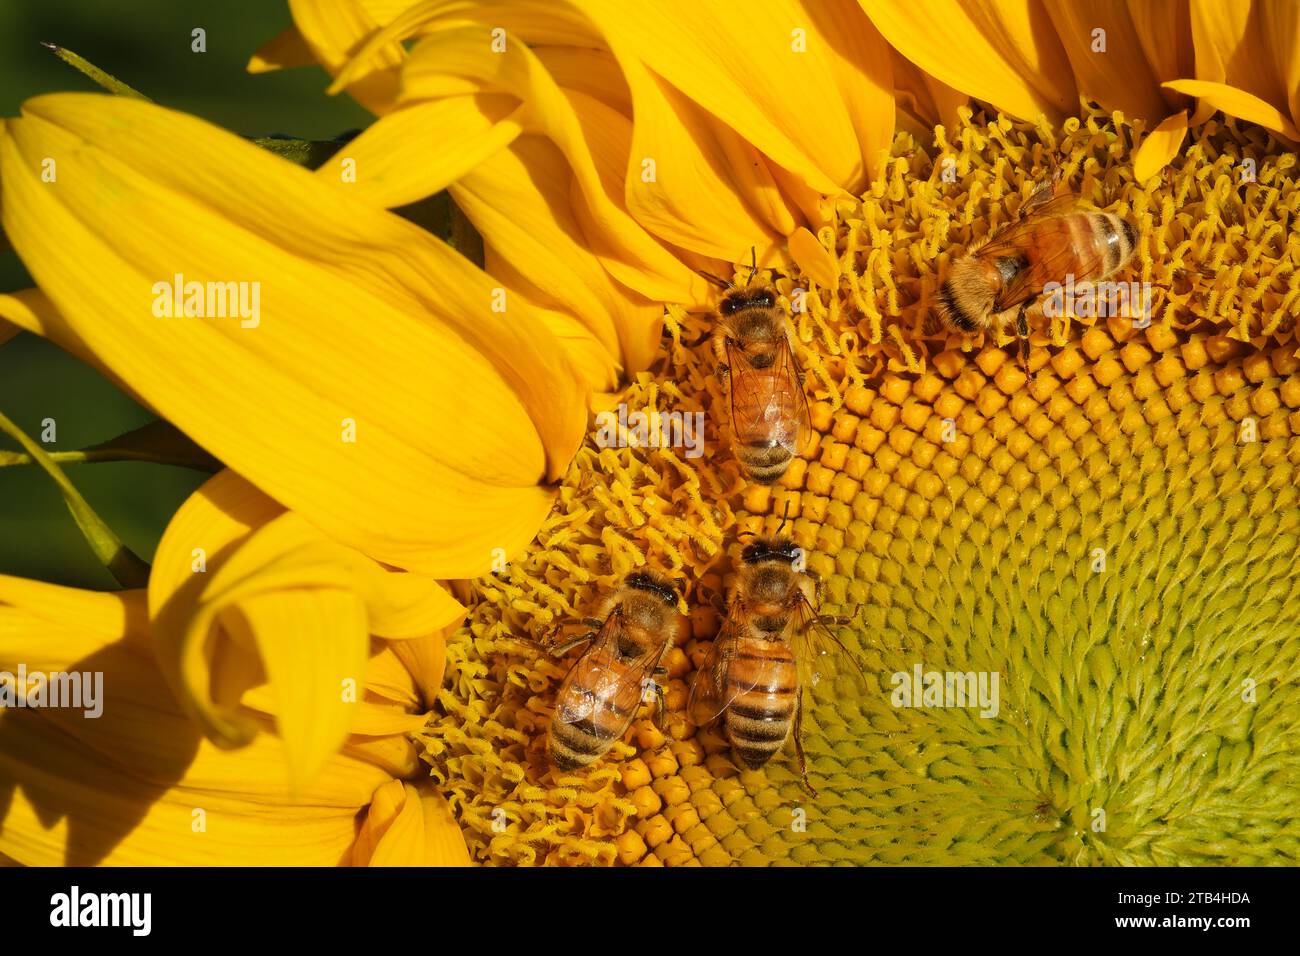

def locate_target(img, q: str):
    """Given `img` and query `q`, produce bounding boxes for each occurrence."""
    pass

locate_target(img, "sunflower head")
[415,98,1299,867]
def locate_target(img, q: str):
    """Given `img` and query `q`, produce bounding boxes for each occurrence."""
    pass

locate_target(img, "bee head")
[719,287,776,316]
[740,537,801,567]
[624,571,681,608]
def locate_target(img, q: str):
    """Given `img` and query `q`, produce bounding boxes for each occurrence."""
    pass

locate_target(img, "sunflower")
[257,0,1299,865]
[1,1,1297,868]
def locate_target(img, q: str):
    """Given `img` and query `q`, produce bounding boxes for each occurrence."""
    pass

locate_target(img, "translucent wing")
[688,599,763,725]
[724,335,810,448]
[554,607,663,728]
[788,591,868,703]
[977,189,1086,313]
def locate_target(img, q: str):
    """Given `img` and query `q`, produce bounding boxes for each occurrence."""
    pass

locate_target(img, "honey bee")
[702,254,810,484]
[689,534,864,796]
[935,173,1138,373]
[540,572,685,772]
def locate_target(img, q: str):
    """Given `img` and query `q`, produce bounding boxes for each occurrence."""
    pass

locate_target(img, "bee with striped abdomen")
[935,172,1138,375]
[702,253,810,484]
[541,572,685,772]
[688,536,863,796]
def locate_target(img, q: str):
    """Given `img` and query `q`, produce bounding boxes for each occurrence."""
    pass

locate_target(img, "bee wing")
[688,600,761,724]
[554,608,661,727]
[779,333,813,439]
[979,197,1087,314]
[724,335,809,447]
[788,591,868,703]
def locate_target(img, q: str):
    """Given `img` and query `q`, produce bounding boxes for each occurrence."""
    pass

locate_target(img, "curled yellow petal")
[148,471,464,788]
[285,0,410,111]
[247,25,317,73]
[1163,80,1300,141]
[324,94,524,208]
[1133,110,1190,183]
[0,576,394,866]
[354,779,471,866]
[788,226,838,291]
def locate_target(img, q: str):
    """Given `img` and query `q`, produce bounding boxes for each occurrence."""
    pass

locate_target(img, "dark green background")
[0,1,371,588]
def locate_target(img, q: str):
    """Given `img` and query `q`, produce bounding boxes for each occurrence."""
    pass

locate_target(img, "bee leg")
[1016,304,1033,384]
[711,331,731,383]
[793,695,818,799]
[817,614,852,628]
[696,583,728,617]
[650,671,669,733]
[535,620,600,657]
[786,330,807,386]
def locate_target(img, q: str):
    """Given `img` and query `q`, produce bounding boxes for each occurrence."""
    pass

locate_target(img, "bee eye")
[719,298,738,316]
[754,291,775,308]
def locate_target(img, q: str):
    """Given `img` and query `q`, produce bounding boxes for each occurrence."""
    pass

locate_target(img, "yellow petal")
[247,25,317,73]
[334,16,704,304]
[1188,0,1291,109]
[1133,111,1190,183]
[581,0,891,192]
[863,0,1077,122]
[0,322,17,348]
[148,471,464,787]
[0,288,148,405]
[529,305,622,393]
[788,227,838,291]
[1163,80,1300,141]
[1259,0,1300,131]
[890,47,970,132]
[285,0,410,111]
[617,64,788,260]
[1042,0,1174,126]
[387,631,448,709]
[453,135,664,374]
[324,94,524,208]
[0,577,392,866]
[362,641,423,709]
[1126,0,1196,111]
[356,780,471,866]
[1,94,587,576]
[0,575,149,658]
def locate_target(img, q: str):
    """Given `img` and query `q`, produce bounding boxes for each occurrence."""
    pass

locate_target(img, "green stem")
[0,408,151,588]
[40,42,151,101]
[0,420,221,472]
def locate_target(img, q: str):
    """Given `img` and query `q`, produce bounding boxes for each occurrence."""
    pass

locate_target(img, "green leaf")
[0,407,151,588]
[0,419,222,472]
[249,136,349,170]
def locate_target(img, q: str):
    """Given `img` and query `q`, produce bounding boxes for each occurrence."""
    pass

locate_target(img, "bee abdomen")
[1097,212,1137,276]
[736,441,794,483]
[726,695,794,768]
[549,714,623,770]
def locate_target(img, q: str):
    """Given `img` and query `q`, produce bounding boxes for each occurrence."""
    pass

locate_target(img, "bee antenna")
[747,246,758,286]
[695,269,733,291]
